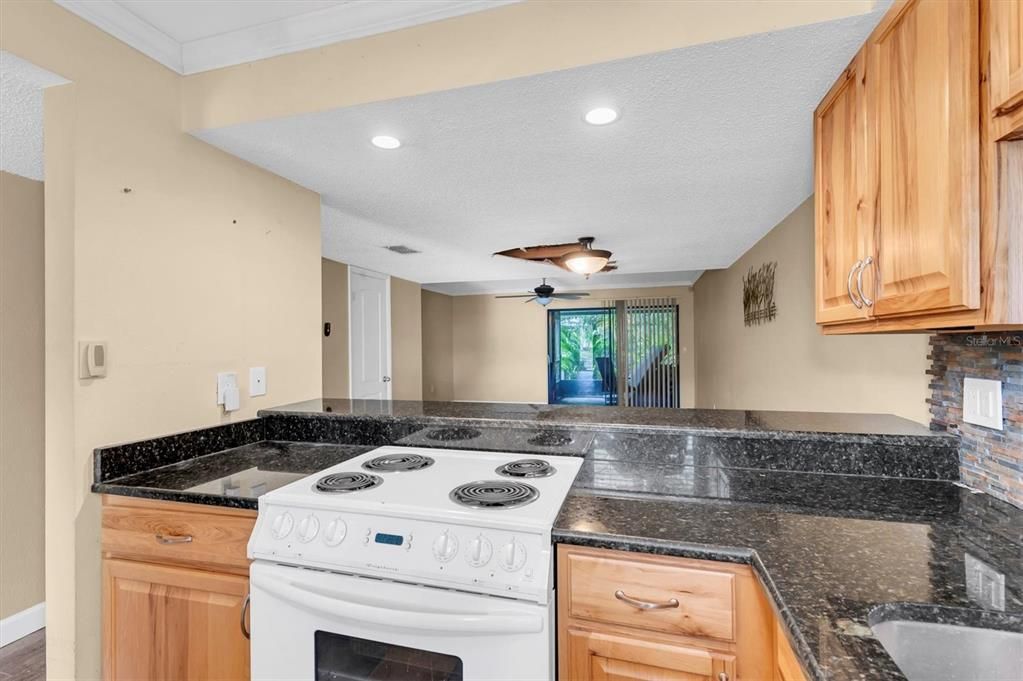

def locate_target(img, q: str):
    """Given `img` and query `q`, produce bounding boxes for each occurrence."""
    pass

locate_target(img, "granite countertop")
[89,405,1017,681]
[558,443,1023,681]
[259,398,952,444]
[94,441,376,509]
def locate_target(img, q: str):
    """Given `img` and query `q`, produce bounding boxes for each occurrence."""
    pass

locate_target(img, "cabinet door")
[868,0,981,317]
[103,559,250,681]
[990,0,1023,118]
[814,49,873,324]
[565,628,736,681]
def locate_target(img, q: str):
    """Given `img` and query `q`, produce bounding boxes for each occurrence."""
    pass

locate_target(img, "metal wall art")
[743,261,777,326]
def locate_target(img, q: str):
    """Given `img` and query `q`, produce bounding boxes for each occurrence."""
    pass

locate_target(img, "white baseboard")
[0,602,45,647]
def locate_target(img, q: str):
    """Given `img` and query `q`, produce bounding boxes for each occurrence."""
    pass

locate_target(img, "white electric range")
[247,445,582,681]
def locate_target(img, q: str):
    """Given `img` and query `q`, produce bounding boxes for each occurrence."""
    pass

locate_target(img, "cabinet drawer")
[562,549,735,641]
[102,496,255,573]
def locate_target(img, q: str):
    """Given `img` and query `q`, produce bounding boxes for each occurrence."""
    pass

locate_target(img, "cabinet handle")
[857,256,874,307]
[155,533,193,544]
[718,674,730,681]
[614,590,679,610]
[847,260,864,309]
[240,594,251,640]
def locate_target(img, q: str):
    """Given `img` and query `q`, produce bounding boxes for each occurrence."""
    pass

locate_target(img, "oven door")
[250,561,554,681]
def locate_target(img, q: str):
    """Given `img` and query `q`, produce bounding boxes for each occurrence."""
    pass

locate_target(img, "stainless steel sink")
[871,618,1023,681]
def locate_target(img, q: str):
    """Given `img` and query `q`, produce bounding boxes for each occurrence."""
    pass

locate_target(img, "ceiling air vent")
[384,245,420,255]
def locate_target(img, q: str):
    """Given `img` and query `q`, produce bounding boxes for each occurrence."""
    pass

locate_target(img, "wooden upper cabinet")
[990,0,1023,119]
[867,0,981,318]
[814,49,873,324]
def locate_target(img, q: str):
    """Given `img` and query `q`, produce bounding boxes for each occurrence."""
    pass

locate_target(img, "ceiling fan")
[493,236,617,277]
[495,279,590,306]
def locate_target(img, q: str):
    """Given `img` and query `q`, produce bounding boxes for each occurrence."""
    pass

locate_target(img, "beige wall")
[0,171,46,621]
[448,286,696,405]
[322,258,349,397]
[181,0,873,130]
[2,3,323,675]
[422,290,455,401]
[694,197,930,424]
[391,276,423,401]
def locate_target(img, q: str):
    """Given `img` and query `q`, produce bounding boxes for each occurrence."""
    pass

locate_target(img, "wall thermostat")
[79,341,108,378]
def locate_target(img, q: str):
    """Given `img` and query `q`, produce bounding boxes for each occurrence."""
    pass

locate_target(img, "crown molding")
[182,1,519,75]
[56,1,518,76]
[55,0,183,73]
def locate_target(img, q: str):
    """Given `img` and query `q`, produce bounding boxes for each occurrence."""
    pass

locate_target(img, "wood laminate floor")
[0,629,45,681]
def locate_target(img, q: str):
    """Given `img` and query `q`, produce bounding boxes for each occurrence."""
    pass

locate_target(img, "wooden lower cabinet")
[774,621,809,681]
[565,627,736,681]
[558,546,780,681]
[101,496,256,681]
[103,559,250,681]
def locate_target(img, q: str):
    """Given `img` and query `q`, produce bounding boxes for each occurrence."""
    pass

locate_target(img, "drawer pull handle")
[155,533,193,545]
[614,590,679,610]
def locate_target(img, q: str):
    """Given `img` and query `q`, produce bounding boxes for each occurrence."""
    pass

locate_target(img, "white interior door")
[348,267,391,399]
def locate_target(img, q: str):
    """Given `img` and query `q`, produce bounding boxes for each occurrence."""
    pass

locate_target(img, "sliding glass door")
[548,307,617,405]
[548,299,680,408]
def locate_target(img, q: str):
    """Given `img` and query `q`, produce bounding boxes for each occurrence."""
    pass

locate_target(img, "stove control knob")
[466,534,493,567]
[297,514,319,543]
[498,539,527,572]
[432,530,459,563]
[323,517,347,547]
[271,511,294,540]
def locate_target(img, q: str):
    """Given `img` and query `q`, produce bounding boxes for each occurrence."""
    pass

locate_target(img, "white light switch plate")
[249,367,266,397]
[217,372,238,406]
[963,378,1003,430]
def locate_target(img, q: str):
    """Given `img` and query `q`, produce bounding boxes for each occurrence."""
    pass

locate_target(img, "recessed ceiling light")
[584,107,619,125]
[371,135,401,149]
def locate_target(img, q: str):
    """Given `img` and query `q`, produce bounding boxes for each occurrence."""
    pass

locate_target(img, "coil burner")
[496,459,557,479]
[314,472,383,493]
[449,480,540,509]
[362,453,435,472]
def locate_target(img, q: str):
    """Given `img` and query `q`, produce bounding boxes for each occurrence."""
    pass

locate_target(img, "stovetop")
[262,446,582,531]
[248,447,583,602]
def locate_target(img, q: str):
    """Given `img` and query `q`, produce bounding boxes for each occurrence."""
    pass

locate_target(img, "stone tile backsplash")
[928,332,1023,509]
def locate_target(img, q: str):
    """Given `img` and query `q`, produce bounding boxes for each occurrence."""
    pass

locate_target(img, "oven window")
[315,631,463,681]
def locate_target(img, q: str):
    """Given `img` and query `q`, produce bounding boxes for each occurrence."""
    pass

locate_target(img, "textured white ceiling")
[0,52,69,181]
[194,8,885,287]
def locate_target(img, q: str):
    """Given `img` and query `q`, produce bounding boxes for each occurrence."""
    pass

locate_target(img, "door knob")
[382,376,391,382]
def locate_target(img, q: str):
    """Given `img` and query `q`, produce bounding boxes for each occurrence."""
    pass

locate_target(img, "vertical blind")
[606,297,680,408]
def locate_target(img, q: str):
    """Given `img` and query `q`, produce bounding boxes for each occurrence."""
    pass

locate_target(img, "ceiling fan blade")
[553,293,591,299]
[522,297,538,304]
[495,294,535,298]
[493,242,585,260]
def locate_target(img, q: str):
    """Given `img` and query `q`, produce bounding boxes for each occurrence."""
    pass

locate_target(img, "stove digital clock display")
[374,532,404,546]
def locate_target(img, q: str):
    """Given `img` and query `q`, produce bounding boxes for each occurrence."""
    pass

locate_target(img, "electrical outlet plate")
[963,378,1003,430]
[249,367,267,397]
[965,553,1005,611]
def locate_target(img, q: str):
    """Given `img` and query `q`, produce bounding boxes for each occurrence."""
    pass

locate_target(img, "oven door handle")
[251,572,544,635]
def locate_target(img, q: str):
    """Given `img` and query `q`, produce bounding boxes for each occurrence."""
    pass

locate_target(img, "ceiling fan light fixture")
[562,249,612,275]
[536,296,553,306]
